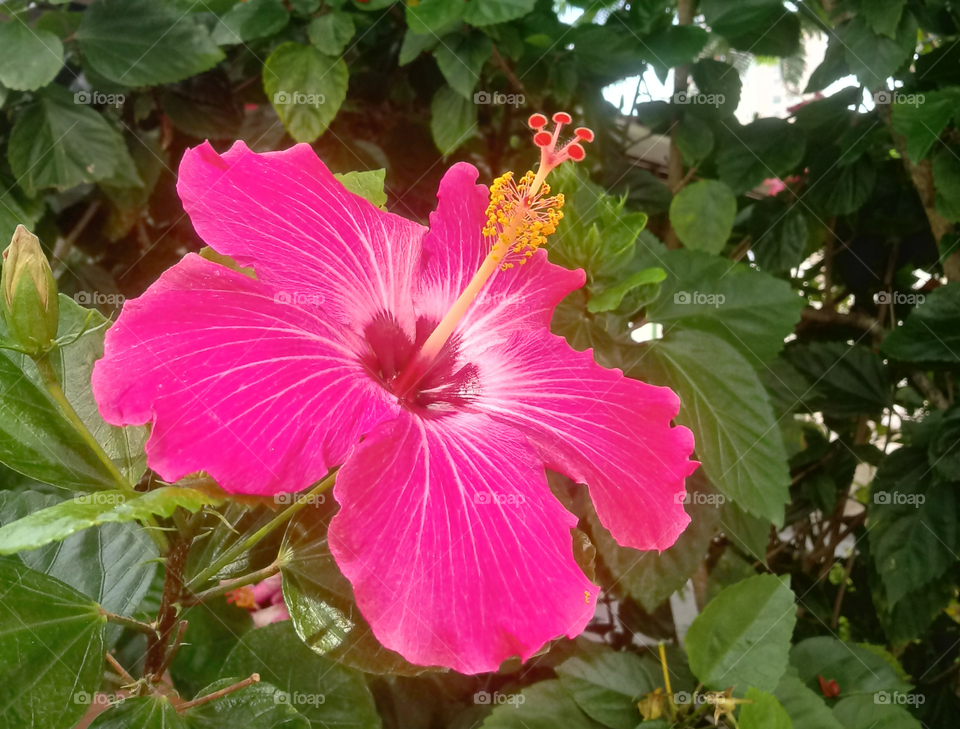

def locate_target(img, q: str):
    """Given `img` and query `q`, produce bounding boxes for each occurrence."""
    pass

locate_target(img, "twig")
[145,534,192,678]
[152,620,189,681]
[105,653,136,686]
[176,673,260,712]
[911,371,950,410]
[670,163,699,195]
[52,200,101,271]
[490,46,526,96]
[831,551,856,629]
[799,307,884,337]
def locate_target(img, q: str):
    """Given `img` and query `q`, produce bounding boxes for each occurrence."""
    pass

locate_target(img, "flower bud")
[1,225,59,355]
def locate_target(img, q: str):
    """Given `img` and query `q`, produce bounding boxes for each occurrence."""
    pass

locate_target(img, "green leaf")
[669,180,737,254]
[586,473,721,612]
[279,504,428,675]
[0,487,221,554]
[691,59,742,115]
[702,0,801,56]
[586,267,665,314]
[675,114,715,164]
[464,0,535,26]
[184,678,310,729]
[221,621,380,729]
[431,85,477,155]
[555,647,663,729]
[644,248,804,365]
[643,25,709,76]
[307,11,355,56]
[789,636,911,696]
[406,0,465,34]
[934,147,960,223]
[0,347,117,491]
[435,32,493,99]
[88,696,187,729]
[739,688,792,729]
[643,331,790,525]
[841,12,918,89]
[806,35,849,93]
[774,675,845,729]
[212,0,289,45]
[170,598,253,698]
[263,42,348,143]
[8,85,139,196]
[685,574,796,692]
[0,20,64,91]
[749,199,808,274]
[881,282,960,364]
[0,171,45,247]
[868,447,956,607]
[787,342,889,417]
[717,118,806,194]
[77,0,224,86]
[399,29,440,65]
[720,502,770,564]
[334,169,387,209]
[890,89,960,163]
[806,155,876,216]
[0,491,158,620]
[480,680,604,728]
[0,559,105,729]
[928,407,960,482]
[862,0,906,38]
[832,696,922,729]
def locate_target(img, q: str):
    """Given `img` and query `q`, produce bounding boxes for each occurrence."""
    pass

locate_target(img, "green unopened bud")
[1,225,59,356]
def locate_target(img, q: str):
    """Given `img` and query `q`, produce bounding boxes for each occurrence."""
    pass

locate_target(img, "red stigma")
[527,111,593,172]
[533,132,552,147]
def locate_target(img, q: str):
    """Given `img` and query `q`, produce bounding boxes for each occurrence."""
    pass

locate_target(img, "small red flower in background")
[818,674,840,698]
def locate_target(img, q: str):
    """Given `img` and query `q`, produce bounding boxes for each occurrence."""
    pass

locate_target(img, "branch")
[799,307,884,337]
[100,609,158,637]
[176,674,260,712]
[490,45,526,97]
[911,371,950,411]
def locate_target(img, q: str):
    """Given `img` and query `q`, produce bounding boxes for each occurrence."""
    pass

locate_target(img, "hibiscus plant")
[1,1,960,729]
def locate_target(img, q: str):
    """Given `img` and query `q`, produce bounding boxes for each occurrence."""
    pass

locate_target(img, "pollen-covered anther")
[483,170,564,269]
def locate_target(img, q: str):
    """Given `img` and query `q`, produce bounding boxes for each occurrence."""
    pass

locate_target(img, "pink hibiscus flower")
[93,113,697,674]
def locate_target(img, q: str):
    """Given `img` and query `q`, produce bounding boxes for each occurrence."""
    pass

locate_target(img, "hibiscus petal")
[415,163,584,354]
[177,141,425,336]
[93,254,395,495]
[477,329,698,553]
[328,410,598,674]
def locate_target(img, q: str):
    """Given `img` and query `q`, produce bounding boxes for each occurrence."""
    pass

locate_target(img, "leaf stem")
[185,560,281,605]
[176,673,260,712]
[186,471,337,589]
[100,608,158,637]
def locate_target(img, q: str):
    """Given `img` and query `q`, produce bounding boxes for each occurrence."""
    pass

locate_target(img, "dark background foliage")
[1,0,960,727]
